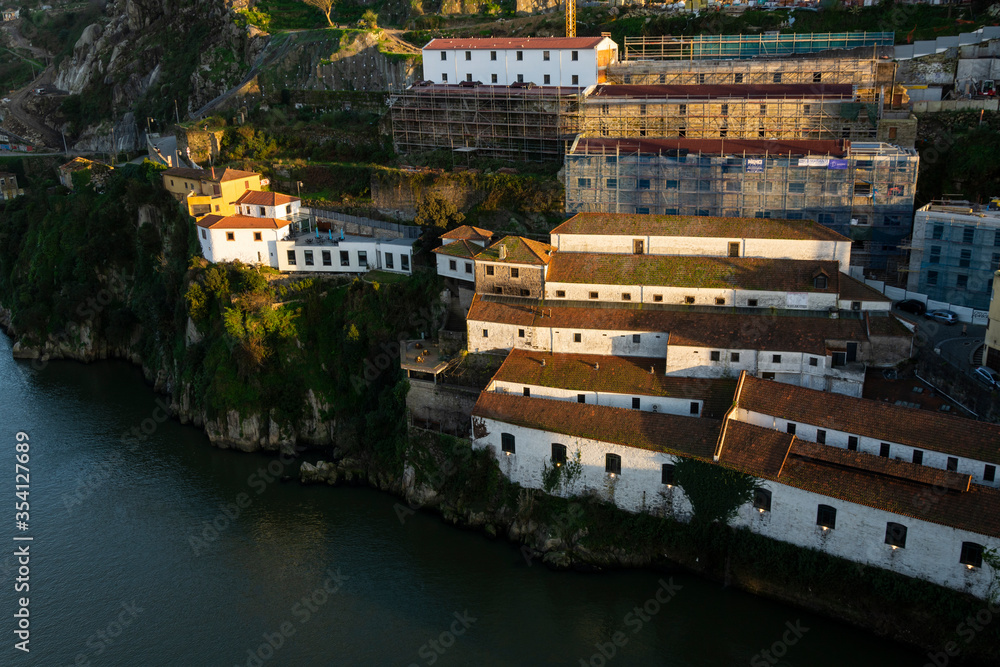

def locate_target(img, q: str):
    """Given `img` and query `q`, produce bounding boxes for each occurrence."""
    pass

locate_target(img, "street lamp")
[296,181,302,198]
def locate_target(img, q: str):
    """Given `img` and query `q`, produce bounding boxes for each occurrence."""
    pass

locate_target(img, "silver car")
[973,366,1000,388]
[926,310,958,325]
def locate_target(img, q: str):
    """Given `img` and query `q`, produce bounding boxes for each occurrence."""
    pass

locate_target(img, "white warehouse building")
[422,36,619,87]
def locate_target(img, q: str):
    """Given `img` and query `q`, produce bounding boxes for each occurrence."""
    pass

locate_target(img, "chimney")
[595,362,599,371]
[499,244,507,260]
[650,366,654,374]
[541,359,546,367]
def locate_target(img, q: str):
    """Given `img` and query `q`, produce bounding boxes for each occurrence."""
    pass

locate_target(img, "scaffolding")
[563,138,918,271]
[621,32,894,61]
[579,85,879,142]
[389,84,583,160]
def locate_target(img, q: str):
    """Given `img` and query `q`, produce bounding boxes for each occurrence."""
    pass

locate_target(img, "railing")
[623,32,894,61]
[305,207,422,238]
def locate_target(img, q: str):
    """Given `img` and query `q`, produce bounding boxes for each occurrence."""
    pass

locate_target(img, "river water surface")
[0,332,927,666]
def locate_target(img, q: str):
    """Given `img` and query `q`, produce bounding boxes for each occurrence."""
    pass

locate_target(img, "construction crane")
[566,0,575,38]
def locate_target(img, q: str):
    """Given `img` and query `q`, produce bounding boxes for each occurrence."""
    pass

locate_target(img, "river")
[0,332,925,666]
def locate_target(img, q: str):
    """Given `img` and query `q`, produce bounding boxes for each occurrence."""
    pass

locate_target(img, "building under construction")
[581,84,879,141]
[563,138,918,273]
[619,32,894,61]
[389,83,584,161]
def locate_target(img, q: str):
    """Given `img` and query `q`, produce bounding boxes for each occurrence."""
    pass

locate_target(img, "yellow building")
[161,167,262,218]
[984,270,1000,371]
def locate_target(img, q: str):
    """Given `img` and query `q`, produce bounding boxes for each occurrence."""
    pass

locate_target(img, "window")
[573,333,582,343]
[201,229,207,239]
[960,542,984,568]
[490,51,497,61]
[635,207,650,214]
[789,182,805,194]
[662,464,675,486]
[385,253,394,270]
[772,354,782,364]
[932,224,944,240]
[710,351,721,362]
[632,397,640,410]
[322,250,332,267]
[964,226,975,244]
[816,504,836,529]
[679,104,687,115]
[501,433,515,454]
[814,274,828,289]
[491,74,498,84]
[486,265,494,276]
[684,296,695,304]
[358,251,367,268]
[773,72,782,83]
[577,177,591,188]
[464,262,472,274]
[519,288,529,296]
[690,402,700,415]
[787,423,796,435]
[510,267,519,279]
[516,51,523,61]
[254,232,262,241]
[605,453,621,475]
[622,293,632,301]
[589,291,598,300]
[518,329,525,338]
[442,73,447,82]
[817,429,826,444]
[638,179,651,190]
[340,251,349,267]
[517,74,524,83]
[632,334,640,344]
[754,488,772,512]
[929,246,941,264]
[571,74,579,85]
[698,73,706,84]
[721,104,729,116]
[960,249,972,268]
[678,127,686,138]
[957,275,969,289]
[523,387,530,397]
[555,290,565,298]
[731,352,741,362]
[449,259,457,271]
[571,50,578,61]
[986,465,996,483]
[466,73,473,82]
[747,299,758,307]
[888,127,898,140]
[995,229,1000,247]
[577,394,586,404]
[226,232,235,241]
[735,73,744,84]
[544,74,551,85]
[847,436,858,451]
[947,457,958,472]
[880,443,891,458]
[287,250,296,265]
[813,71,822,83]
[607,178,617,188]
[927,271,938,286]
[913,450,923,465]
[402,254,411,272]
[441,51,447,60]
[885,523,907,549]
[653,295,663,302]
[715,298,725,305]
[809,357,818,367]
[482,329,488,338]
[552,443,567,465]
[286,205,292,215]
[303,250,313,266]
[728,242,740,258]
[465,51,471,61]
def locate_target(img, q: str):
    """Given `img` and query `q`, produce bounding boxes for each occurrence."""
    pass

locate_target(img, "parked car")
[895,299,926,315]
[973,366,1000,388]
[925,310,958,325]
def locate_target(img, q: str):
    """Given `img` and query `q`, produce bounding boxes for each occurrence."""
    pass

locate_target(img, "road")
[1,21,62,150]
[897,306,990,384]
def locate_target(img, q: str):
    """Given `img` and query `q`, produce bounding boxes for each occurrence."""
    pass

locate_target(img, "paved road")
[896,305,990,383]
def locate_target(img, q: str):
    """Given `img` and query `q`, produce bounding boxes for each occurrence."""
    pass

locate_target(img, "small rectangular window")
[715,297,725,305]
[523,387,530,397]
[847,436,858,451]
[932,224,944,240]
[985,465,996,482]
[632,397,640,410]
[501,433,515,454]
[449,259,457,271]
[465,51,471,61]
[662,464,675,486]
[964,227,975,244]
[710,351,720,362]
[486,265,494,276]
[632,334,640,344]
[543,50,550,61]
[880,443,890,458]
[491,74,498,84]
[385,253,394,270]
[734,73,744,84]
[816,504,836,529]
[226,232,235,241]
[747,299,758,307]
[817,430,826,444]
[490,51,497,61]
[754,488,771,512]
[254,232,262,241]
[605,453,621,475]
[516,51,523,61]
[809,358,818,367]
[552,443,567,464]
[913,450,923,465]
[544,74,551,85]
[340,250,350,267]
[322,250,332,266]
[358,251,367,268]
[772,354,781,363]
[573,333,582,343]
[577,394,586,403]
[689,402,699,415]
[442,73,447,82]
[653,295,663,302]
[466,73,473,82]
[947,457,958,472]
[201,229,207,239]
[589,292,598,300]
[571,50,578,61]
[773,72,782,83]
[287,250,296,265]
[304,250,314,266]
[482,329,488,338]
[885,522,907,548]
[731,352,740,362]
[960,542,984,568]
[622,293,632,301]
[787,423,796,435]
[441,51,447,61]
[685,296,695,304]
[927,271,938,286]
[518,329,525,338]
[510,267,519,279]
[555,290,565,298]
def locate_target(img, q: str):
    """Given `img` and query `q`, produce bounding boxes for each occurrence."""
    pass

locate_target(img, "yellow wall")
[161,173,262,218]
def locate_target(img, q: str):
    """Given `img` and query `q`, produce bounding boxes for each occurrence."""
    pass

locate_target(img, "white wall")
[436,253,476,283]
[276,239,380,273]
[467,319,668,357]
[424,40,615,87]
[543,282,838,310]
[488,381,703,417]
[237,199,301,220]
[199,226,284,267]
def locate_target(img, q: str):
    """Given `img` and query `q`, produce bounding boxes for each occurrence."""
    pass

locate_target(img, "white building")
[433,225,493,284]
[422,36,619,87]
[235,190,302,220]
[275,234,417,275]
[195,215,292,266]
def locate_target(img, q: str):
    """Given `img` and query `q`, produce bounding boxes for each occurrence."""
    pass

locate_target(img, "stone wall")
[372,170,485,220]
[475,263,544,298]
[406,379,480,435]
[176,126,225,165]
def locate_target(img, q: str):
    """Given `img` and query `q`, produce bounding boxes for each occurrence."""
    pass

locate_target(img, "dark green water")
[0,332,926,666]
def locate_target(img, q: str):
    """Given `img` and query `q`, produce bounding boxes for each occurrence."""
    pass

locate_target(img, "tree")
[415,193,465,230]
[303,0,335,27]
[358,9,378,30]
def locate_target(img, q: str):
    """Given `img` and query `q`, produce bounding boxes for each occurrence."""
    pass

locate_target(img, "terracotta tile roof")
[716,420,794,478]
[433,240,480,259]
[477,236,554,265]
[472,392,720,460]
[592,84,855,100]
[491,349,737,418]
[573,137,849,158]
[425,37,607,50]
[235,190,300,206]
[838,274,890,302]
[550,212,849,242]
[217,167,261,183]
[791,441,971,492]
[440,225,493,243]
[546,253,841,293]
[467,296,877,355]
[195,214,292,230]
[163,167,260,183]
[735,374,1000,464]
[865,312,911,337]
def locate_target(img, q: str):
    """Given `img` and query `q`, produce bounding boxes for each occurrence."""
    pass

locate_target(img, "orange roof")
[195,214,292,230]
[476,236,553,265]
[433,240,481,259]
[551,212,849,242]
[235,190,300,206]
[425,37,607,51]
[163,167,260,183]
[440,225,493,243]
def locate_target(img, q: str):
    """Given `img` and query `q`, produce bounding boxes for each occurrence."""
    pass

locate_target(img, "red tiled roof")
[838,274,890,302]
[550,212,848,242]
[433,240,481,259]
[163,167,260,183]
[472,392,720,459]
[591,84,855,100]
[425,37,607,51]
[572,137,849,158]
[440,225,493,242]
[467,296,880,355]
[195,214,292,230]
[716,420,793,478]
[545,253,841,293]
[735,374,1000,464]
[491,349,736,419]
[235,190,300,206]
[477,236,553,265]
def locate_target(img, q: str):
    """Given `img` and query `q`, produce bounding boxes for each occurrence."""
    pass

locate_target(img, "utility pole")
[174,99,180,125]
